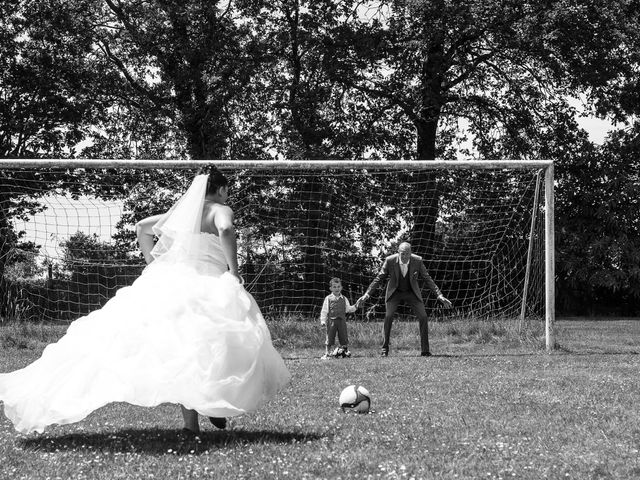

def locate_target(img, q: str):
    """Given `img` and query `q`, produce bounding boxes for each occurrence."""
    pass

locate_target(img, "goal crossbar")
[0,159,553,170]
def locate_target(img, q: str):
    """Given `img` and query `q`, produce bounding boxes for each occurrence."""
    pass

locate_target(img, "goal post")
[0,159,555,350]
[545,163,555,351]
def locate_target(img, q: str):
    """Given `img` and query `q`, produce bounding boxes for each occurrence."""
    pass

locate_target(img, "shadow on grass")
[550,348,640,356]
[284,352,548,360]
[19,427,324,455]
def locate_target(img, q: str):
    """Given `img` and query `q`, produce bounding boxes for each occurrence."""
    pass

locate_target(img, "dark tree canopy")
[1,0,639,315]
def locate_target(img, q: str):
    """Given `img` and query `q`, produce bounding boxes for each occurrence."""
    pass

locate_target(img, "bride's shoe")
[209,417,227,429]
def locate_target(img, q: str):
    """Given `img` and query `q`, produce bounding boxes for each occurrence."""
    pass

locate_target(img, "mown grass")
[266,315,547,354]
[1,318,640,479]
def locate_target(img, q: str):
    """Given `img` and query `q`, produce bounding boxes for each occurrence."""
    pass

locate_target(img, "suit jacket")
[365,253,441,302]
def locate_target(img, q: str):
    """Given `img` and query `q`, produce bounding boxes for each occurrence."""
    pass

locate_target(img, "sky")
[569,95,616,145]
[12,195,124,262]
[576,116,614,144]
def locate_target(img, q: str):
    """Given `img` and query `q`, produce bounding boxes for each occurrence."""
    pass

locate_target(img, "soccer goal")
[0,159,555,349]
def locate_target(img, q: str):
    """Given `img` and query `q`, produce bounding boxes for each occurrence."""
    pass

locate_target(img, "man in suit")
[357,242,452,357]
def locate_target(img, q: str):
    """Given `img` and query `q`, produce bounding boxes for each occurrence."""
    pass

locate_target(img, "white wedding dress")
[0,231,291,434]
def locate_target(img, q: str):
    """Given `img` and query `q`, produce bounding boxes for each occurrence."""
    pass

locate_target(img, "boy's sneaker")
[342,349,352,358]
[321,353,330,360]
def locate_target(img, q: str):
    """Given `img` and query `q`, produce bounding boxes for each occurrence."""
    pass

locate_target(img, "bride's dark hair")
[205,167,229,195]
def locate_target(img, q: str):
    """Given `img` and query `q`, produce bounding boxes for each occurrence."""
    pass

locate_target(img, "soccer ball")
[339,385,371,414]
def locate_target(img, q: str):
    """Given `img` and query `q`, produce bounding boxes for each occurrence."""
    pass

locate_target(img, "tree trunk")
[412,117,440,257]
[175,77,228,160]
[411,24,445,258]
[282,2,332,307]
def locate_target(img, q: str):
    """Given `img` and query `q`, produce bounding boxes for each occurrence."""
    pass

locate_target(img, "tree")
[324,0,640,254]
[247,0,412,160]
[94,0,267,159]
[236,1,413,296]
[0,168,51,320]
[2,241,43,281]
[58,231,142,315]
[555,123,640,314]
[0,1,130,158]
[2,0,639,317]
[0,237,43,321]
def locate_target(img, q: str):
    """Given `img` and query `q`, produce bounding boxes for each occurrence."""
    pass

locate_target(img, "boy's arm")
[344,297,357,314]
[320,297,329,325]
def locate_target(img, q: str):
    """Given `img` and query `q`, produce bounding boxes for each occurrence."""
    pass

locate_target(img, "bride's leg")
[181,406,200,433]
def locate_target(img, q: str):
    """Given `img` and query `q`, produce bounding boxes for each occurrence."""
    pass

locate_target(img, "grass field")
[1,318,639,479]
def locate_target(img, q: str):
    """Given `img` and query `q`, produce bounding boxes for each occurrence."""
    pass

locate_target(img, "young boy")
[320,277,358,359]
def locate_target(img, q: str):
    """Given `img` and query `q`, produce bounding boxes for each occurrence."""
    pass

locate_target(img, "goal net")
[0,160,550,326]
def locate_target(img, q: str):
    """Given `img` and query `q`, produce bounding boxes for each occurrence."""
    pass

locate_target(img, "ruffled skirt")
[0,263,290,434]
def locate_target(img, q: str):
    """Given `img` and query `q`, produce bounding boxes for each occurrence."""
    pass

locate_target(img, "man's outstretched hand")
[438,295,453,309]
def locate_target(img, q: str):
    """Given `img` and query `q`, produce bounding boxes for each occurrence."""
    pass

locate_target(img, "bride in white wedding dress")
[0,169,291,435]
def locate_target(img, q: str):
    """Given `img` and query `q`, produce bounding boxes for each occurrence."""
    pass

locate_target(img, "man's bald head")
[398,242,412,263]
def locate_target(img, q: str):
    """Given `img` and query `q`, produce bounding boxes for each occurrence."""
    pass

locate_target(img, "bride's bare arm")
[136,214,164,265]
[212,206,240,279]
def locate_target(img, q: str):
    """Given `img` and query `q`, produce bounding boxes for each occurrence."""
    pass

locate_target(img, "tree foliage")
[1,1,104,157]
[1,0,639,315]
[556,124,640,314]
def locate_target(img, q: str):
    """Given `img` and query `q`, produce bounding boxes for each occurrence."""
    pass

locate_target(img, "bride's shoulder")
[208,203,233,217]
[202,202,234,227]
